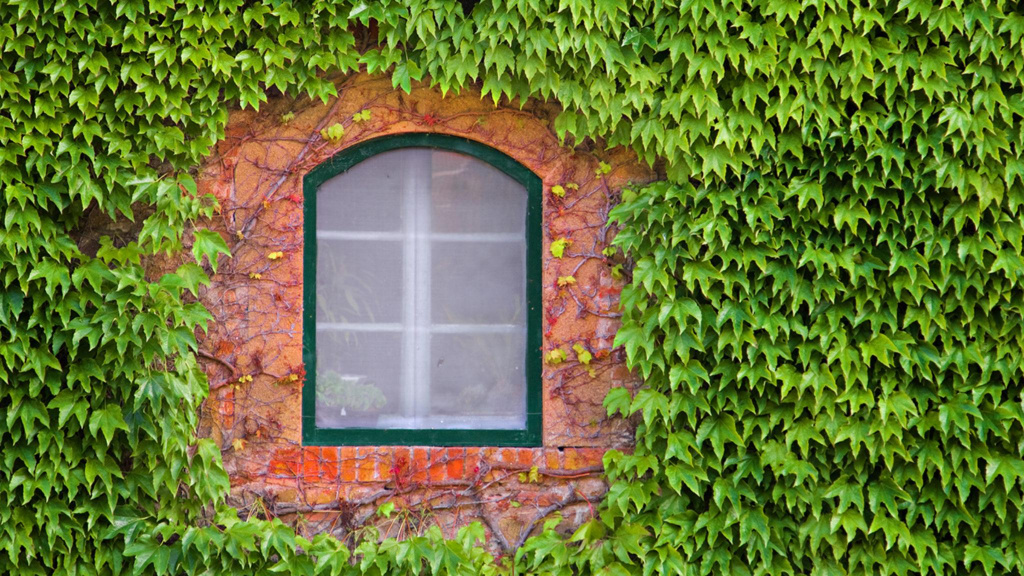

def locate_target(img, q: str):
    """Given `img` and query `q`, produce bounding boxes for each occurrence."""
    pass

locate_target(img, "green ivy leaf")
[89,405,128,446]
[550,237,570,258]
[320,123,345,142]
[192,229,230,273]
[573,343,593,365]
[545,348,567,365]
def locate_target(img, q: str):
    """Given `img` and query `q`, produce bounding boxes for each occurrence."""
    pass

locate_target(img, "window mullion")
[413,153,433,422]
[400,156,419,420]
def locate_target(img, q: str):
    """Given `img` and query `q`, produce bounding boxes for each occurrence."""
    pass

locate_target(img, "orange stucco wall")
[188,73,655,551]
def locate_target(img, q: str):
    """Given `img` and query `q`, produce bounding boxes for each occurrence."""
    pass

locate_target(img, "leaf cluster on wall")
[2,0,1023,574]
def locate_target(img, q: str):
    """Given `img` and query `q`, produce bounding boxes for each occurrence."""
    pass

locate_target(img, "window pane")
[430,150,526,234]
[314,145,529,434]
[317,149,428,232]
[315,330,403,429]
[428,332,527,429]
[432,241,526,325]
[316,239,403,324]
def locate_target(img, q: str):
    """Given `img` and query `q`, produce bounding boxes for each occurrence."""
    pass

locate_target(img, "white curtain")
[315,148,528,430]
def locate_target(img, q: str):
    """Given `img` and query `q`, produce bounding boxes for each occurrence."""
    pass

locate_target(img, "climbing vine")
[3,0,1024,575]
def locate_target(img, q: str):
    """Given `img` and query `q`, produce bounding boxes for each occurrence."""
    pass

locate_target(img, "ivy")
[3,0,1024,575]
[550,238,571,258]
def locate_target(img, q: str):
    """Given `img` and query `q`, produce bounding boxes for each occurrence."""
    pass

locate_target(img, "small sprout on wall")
[557,275,576,287]
[320,123,345,142]
[353,109,372,122]
[551,185,566,198]
[267,251,284,260]
[550,238,570,258]
[602,246,617,257]
[281,111,295,123]
[595,161,611,175]
[610,264,624,280]
[573,343,593,366]
[566,182,579,191]
[545,348,567,365]
[574,344,596,377]
[519,466,541,483]
[232,438,246,451]
[249,272,262,280]
[377,501,396,518]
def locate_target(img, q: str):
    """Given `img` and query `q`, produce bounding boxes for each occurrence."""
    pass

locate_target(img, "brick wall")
[180,73,655,553]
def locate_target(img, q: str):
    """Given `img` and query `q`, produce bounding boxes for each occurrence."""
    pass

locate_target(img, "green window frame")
[302,133,543,447]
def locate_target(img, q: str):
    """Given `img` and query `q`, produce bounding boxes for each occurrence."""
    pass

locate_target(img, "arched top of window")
[302,134,542,447]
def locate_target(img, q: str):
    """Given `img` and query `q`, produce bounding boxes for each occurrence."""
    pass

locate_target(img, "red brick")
[301,446,322,481]
[481,447,499,465]
[446,450,465,480]
[581,448,605,467]
[446,453,466,475]
[306,488,336,505]
[377,450,394,482]
[563,448,583,470]
[304,511,331,525]
[565,448,605,470]
[339,447,357,482]
[319,448,340,482]
[464,448,482,479]
[500,448,516,464]
[276,488,299,502]
[356,448,377,482]
[390,447,411,486]
[268,448,301,478]
[517,448,535,467]
[545,449,562,470]
[411,447,429,483]
[428,449,447,483]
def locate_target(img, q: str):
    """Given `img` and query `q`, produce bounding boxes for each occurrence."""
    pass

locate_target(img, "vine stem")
[197,351,237,377]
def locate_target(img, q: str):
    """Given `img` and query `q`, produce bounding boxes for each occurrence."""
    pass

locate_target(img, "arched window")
[302,134,542,446]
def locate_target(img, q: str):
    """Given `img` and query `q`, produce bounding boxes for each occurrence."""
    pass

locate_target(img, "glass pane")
[428,332,527,429]
[315,330,403,429]
[430,150,526,234]
[432,241,526,325]
[317,148,431,232]
[314,145,530,434]
[316,239,402,324]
